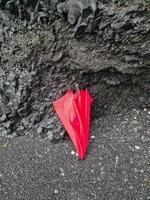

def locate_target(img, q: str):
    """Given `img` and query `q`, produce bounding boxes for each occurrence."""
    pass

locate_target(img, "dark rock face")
[0,0,150,73]
[0,0,150,139]
[56,0,150,74]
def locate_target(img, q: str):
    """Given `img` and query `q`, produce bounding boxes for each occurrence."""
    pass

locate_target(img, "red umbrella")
[53,89,93,159]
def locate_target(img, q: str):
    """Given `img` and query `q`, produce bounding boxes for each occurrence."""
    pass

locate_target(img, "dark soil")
[0,1,150,199]
[0,1,149,139]
[0,85,150,199]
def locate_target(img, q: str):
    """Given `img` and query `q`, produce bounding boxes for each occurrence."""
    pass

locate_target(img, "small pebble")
[71,150,75,155]
[21,118,29,127]
[60,168,65,176]
[47,131,53,140]
[134,168,138,172]
[3,121,11,128]
[54,189,59,194]
[141,135,144,141]
[0,114,7,122]
[129,186,133,190]
[91,135,95,139]
[37,127,43,134]
[135,146,140,150]
[53,52,63,62]
[61,172,65,176]
[18,126,24,131]
[115,156,119,167]
[148,111,150,115]
[130,157,134,164]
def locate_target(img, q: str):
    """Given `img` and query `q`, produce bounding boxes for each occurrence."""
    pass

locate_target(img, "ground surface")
[0,83,150,200]
[0,1,150,199]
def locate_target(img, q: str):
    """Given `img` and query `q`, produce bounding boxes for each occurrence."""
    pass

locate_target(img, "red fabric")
[53,89,93,159]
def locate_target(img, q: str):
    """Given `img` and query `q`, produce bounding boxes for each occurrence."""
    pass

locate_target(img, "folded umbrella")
[53,89,93,159]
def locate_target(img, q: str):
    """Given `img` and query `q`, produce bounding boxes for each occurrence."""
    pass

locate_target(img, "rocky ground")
[0,0,150,140]
[0,90,150,199]
[0,0,150,199]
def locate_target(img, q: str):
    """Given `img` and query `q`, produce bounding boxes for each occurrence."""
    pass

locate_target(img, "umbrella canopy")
[53,89,93,159]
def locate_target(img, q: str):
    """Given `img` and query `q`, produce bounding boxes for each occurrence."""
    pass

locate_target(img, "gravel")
[0,0,149,141]
[0,98,149,199]
[0,2,149,198]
